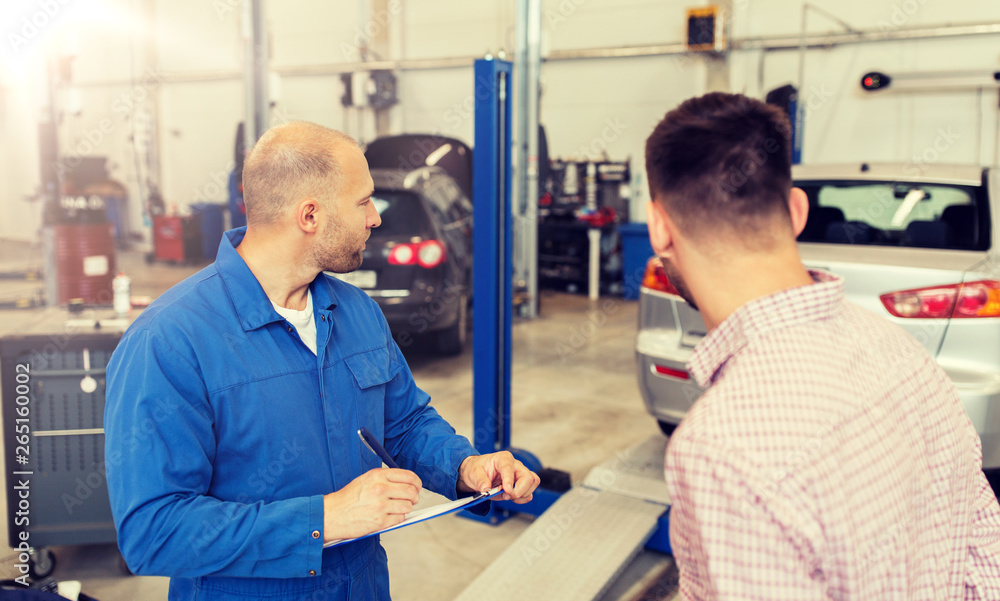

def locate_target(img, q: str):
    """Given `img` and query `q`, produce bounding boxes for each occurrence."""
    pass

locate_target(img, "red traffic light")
[861,71,891,91]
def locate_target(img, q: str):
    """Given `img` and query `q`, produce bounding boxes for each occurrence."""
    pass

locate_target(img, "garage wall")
[397,0,1000,219]
[730,0,1000,167]
[0,68,45,245]
[394,0,706,220]
[0,0,998,241]
[153,0,241,217]
[539,0,706,217]
[392,1,511,142]
[0,0,149,244]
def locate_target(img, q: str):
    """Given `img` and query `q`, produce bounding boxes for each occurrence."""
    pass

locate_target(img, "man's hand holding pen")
[457,451,541,504]
[322,468,423,543]
[322,431,541,543]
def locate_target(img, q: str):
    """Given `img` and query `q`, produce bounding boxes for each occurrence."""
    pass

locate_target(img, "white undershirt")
[271,289,318,355]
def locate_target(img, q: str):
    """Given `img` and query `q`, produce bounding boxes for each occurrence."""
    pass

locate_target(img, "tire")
[28,547,56,579]
[435,293,468,356]
[657,420,677,437]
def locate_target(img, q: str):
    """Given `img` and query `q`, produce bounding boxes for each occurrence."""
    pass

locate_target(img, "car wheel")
[657,420,677,437]
[28,547,56,579]
[435,293,468,356]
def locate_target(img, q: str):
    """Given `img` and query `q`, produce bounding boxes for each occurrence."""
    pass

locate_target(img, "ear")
[645,199,676,259]
[788,187,809,238]
[295,198,321,234]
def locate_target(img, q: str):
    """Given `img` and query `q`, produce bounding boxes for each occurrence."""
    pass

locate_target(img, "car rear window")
[370,191,433,237]
[796,180,990,251]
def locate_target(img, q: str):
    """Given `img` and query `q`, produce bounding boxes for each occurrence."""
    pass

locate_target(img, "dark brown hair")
[645,92,793,238]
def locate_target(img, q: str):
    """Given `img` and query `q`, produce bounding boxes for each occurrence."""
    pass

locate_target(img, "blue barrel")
[619,222,655,300]
[190,203,225,261]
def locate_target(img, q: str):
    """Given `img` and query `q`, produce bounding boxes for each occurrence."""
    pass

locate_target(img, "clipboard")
[324,486,503,548]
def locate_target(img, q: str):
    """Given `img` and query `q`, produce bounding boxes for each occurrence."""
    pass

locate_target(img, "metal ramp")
[455,435,671,601]
[583,434,672,505]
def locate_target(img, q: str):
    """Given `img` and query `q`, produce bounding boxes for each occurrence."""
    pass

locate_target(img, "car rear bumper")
[635,329,702,425]
[369,291,461,334]
[636,332,1000,470]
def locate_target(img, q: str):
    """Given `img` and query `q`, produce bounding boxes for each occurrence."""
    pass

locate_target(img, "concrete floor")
[0,239,677,600]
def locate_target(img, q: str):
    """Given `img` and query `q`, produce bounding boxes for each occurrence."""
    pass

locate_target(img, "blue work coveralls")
[104,227,480,600]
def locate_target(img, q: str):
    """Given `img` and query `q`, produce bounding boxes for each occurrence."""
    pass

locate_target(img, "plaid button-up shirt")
[665,270,1000,600]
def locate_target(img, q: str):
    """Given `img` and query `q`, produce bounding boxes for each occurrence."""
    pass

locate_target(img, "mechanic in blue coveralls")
[104,121,540,600]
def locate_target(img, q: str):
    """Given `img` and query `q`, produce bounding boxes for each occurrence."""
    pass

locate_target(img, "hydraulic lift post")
[464,57,565,524]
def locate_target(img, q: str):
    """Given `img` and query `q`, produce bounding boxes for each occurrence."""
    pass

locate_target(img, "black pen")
[358,427,399,469]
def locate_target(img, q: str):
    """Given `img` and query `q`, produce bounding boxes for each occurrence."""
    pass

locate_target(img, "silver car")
[636,163,1000,470]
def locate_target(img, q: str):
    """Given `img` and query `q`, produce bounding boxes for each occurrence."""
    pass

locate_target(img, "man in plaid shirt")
[643,92,1000,599]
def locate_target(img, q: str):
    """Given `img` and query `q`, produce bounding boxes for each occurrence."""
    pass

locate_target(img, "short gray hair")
[242,121,357,226]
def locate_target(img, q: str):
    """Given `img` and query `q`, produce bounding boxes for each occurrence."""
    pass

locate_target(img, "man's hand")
[322,468,422,543]
[457,451,541,504]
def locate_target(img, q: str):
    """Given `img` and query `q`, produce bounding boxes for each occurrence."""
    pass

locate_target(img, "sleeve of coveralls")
[379,328,479,500]
[104,329,325,579]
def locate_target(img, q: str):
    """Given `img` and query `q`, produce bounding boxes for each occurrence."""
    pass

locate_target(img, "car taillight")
[879,280,1000,319]
[640,256,680,296]
[387,240,447,269]
[416,240,445,268]
[653,364,689,380]
[388,244,415,265]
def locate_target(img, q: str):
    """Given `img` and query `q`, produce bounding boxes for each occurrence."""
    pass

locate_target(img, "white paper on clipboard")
[324,486,503,548]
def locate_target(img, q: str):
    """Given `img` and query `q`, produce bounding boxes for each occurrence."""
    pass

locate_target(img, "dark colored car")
[329,135,473,355]
[363,134,473,200]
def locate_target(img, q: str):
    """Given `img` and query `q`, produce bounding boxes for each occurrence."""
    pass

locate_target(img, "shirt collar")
[687,269,844,387]
[216,227,340,331]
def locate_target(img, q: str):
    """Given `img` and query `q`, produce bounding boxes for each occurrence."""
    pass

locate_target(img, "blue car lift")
[464,57,564,524]
[461,57,672,571]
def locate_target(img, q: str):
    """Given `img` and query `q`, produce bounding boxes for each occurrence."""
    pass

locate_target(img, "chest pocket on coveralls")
[345,348,399,471]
